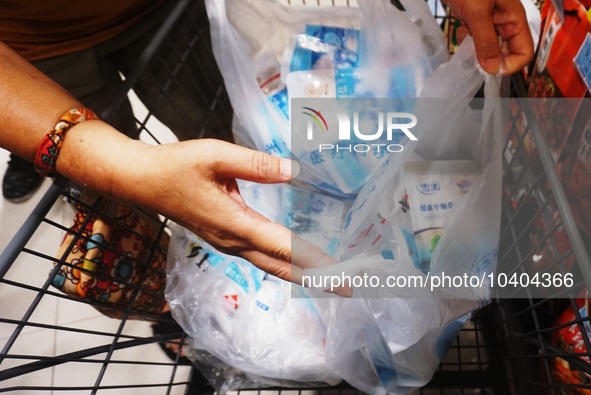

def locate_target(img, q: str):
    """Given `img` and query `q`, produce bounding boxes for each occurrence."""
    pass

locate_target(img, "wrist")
[34,108,99,177]
[56,120,153,203]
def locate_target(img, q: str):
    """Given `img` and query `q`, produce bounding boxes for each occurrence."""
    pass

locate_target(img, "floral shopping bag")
[51,197,169,319]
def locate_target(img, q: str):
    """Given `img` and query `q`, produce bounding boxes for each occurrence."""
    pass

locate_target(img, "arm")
[443,0,534,75]
[0,41,334,284]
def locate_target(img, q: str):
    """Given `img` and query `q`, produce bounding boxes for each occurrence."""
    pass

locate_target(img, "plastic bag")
[303,38,504,394]
[205,0,447,195]
[166,225,341,389]
[165,181,346,389]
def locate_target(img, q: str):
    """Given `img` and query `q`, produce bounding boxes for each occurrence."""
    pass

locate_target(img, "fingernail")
[280,159,300,179]
[482,57,501,74]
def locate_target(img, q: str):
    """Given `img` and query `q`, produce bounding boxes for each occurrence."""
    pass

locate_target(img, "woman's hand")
[444,0,534,75]
[0,40,334,284]
[144,139,336,283]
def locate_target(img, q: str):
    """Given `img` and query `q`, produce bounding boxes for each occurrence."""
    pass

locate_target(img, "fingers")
[238,234,337,285]
[467,11,502,74]
[156,139,335,286]
[495,7,534,75]
[448,0,534,75]
[499,29,534,76]
[241,249,300,283]
[456,23,470,45]
[247,221,336,278]
[291,234,338,269]
[241,244,340,292]
[234,212,337,284]
[206,140,300,183]
[182,139,333,285]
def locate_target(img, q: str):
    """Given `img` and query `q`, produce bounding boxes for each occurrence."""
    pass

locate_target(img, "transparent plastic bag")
[165,181,346,389]
[205,0,447,195]
[303,38,505,394]
[166,223,341,388]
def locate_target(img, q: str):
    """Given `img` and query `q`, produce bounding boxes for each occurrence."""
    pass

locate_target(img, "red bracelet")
[34,107,99,177]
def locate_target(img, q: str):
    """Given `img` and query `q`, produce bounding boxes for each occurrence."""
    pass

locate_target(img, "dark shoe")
[2,154,44,203]
[151,311,191,365]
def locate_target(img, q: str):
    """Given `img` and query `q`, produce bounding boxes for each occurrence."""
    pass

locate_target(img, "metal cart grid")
[490,73,591,394]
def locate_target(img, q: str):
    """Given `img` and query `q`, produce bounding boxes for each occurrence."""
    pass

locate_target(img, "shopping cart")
[1,0,591,394]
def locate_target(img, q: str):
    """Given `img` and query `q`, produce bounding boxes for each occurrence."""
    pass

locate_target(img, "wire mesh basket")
[490,75,591,395]
[1,0,590,394]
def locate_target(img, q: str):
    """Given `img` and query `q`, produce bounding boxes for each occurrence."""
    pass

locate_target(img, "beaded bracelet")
[34,107,99,177]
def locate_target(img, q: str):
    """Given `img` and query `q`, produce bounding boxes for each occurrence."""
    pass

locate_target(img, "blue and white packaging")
[166,224,340,387]
[207,0,448,196]
[288,185,347,256]
[197,1,496,393]
[404,160,481,272]
[285,24,360,73]
[254,53,290,119]
[237,180,347,256]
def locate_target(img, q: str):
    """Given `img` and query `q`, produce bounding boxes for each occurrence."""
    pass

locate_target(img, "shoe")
[2,154,44,203]
[151,311,191,365]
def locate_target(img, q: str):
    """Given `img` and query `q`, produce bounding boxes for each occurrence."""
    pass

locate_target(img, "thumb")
[469,18,501,74]
[211,141,300,183]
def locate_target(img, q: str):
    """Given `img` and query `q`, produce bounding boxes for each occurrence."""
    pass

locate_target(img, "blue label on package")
[224,261,250,292]
[269,87,289,119]
[290,25,360,73]
[574,32,591,94]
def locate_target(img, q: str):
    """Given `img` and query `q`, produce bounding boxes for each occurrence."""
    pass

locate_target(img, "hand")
[126,138,337,284]
[58,120,337,284]
[0,41,336,284]
[444,0,534,75]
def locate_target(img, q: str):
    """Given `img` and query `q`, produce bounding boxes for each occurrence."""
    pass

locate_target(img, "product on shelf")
[528,0,591,163]
[550,298,591,394]
[503,99,538,210]
[562,100,591,242]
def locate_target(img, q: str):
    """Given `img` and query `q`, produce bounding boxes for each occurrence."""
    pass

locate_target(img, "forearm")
[0,41,153,204]
[0,41,80,160]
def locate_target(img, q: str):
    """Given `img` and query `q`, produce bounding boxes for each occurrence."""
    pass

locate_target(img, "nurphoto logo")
[302,106,418,153]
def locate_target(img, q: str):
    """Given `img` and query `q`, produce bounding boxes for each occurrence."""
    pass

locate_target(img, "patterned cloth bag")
[51,197,169,319]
